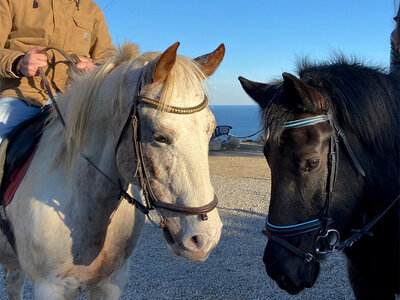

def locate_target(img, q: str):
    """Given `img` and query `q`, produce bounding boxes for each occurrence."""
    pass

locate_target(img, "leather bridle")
[262,113,399,263]
[0,48,218,255]
[118,93,218,223]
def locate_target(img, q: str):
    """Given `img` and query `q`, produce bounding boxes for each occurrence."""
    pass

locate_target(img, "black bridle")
[262,113,399,263]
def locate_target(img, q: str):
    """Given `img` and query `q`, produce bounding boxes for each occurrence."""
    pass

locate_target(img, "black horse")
[238,58,400,299]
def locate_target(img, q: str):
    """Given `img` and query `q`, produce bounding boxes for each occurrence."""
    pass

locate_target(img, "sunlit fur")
[0,42,222,299]
[49,44,206,168]
[240,57,399,299]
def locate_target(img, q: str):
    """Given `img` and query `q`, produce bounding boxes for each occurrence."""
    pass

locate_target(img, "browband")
[140,95,208,114]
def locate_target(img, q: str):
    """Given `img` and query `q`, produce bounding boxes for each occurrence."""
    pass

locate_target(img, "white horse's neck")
[0,44,225,297]
[46,96,121,202]
[34,111,132,266]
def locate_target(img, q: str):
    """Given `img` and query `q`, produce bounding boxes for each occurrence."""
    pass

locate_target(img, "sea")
[208,105,264,140]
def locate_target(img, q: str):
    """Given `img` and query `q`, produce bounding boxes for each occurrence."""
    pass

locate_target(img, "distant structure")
[211,125,232,141]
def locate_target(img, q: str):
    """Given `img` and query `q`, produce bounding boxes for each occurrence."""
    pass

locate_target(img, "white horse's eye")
[154,133,169,144]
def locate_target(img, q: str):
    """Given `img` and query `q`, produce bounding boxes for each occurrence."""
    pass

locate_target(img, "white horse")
[0,42,225,299]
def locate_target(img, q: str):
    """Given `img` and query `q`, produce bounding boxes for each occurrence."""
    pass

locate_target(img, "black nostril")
[183,235,205,251]
[190,235,204,248]
[275,274,287,286]
[281,275,289,287]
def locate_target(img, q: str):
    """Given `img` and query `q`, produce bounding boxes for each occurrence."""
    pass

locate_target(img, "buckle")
[305,253,314,262]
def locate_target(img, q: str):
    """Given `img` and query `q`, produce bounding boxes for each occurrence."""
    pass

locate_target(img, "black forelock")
[296,56,400,159]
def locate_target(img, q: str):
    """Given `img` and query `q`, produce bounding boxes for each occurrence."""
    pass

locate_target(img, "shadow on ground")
[0,175,354,299]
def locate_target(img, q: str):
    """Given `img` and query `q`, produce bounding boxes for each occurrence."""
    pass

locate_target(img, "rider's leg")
[0,97,41,144]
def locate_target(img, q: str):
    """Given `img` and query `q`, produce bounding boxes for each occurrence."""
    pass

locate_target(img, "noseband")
[263,113,399,263]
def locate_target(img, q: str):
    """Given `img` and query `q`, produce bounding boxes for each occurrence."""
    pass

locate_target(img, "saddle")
[0,106,49,252]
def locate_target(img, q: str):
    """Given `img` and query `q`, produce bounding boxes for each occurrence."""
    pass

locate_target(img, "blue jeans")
[0,97,41,144]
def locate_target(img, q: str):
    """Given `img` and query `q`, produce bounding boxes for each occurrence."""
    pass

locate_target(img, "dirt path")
[0,142,355,299]
[209,142,270,179]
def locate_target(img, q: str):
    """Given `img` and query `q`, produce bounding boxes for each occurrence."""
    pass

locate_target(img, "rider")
[0,0,116,143]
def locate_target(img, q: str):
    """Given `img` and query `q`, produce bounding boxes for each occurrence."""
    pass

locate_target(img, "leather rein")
[262,114,400,263]
[39,48,218,225]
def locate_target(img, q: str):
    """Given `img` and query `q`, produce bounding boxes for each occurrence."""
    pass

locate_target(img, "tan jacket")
[0,0,116,106]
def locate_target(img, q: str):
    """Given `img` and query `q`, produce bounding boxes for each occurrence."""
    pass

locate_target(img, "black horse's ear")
[282,72,327,112]
[238,76,277,110]
[282,72,307,98]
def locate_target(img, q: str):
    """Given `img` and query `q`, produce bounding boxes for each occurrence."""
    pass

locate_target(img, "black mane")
[263,57,400,193]
[253,56,400,297]
[298,58,399,155]
[297,58,400,196]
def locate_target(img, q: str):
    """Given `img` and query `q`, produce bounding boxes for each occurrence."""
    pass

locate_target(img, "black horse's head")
[238,73,365,294]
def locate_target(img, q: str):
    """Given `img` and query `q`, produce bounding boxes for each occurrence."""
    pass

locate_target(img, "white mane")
[48,42,206,167]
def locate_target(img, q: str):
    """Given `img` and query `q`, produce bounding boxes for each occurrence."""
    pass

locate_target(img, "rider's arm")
[89,8,117,64]
[0,1,24,79]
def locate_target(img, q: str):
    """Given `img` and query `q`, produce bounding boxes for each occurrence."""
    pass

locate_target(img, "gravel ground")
[0,146,356,299]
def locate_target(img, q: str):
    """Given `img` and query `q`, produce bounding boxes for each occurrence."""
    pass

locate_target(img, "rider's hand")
[76,57,98,73]
[16,46,48,77]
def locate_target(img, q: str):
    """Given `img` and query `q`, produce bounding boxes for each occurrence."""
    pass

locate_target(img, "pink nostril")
[183,235,205,252]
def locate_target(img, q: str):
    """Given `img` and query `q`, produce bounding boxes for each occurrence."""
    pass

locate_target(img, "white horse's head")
[133,43,225,261]
[61,42,224,261]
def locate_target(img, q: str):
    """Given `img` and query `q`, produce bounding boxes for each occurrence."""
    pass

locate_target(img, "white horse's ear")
[194,43,225,77]
[153,42,180,83]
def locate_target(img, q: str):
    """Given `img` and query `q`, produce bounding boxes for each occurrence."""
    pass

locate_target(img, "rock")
[222,136,240,149]
[209,139,222,151]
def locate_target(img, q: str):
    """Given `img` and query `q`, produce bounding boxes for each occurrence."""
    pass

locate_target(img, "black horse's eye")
[154,133,169,144]
[305,159,319,171]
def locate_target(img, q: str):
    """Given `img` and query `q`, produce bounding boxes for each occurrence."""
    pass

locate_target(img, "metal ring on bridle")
[264,113,398,263]
[315,229,341,254]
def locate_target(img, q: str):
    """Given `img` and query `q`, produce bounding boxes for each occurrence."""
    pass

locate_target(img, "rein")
[263,114,399,263]
[38,49,217,225]
[38,47,86,127]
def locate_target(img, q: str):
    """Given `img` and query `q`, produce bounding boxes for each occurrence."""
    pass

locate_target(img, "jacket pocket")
[70,16,93,55]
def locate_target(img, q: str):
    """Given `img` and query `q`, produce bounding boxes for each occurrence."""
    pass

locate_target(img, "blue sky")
[94,1,397,105]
